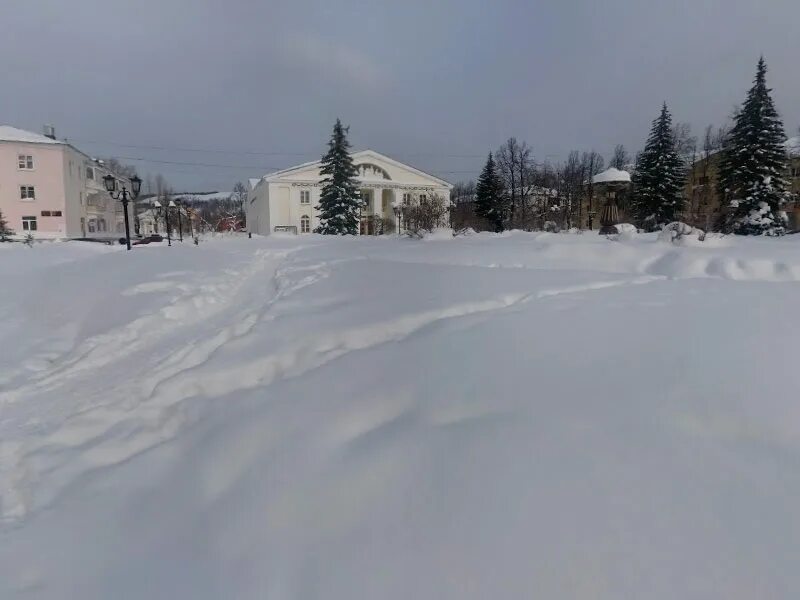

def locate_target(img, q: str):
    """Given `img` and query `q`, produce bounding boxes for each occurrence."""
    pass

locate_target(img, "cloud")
[279,34,387,90]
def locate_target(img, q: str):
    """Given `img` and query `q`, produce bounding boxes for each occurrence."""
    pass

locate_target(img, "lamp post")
[152,199,172,246]
[392,204,401,237]
[186,206,194,238]
[174,199,184,242]
[103,174,141,251]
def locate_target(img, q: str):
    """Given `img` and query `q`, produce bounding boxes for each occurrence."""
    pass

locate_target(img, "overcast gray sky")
[2,0,799,192]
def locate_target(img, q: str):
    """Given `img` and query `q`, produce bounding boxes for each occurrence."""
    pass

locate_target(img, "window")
[86,166,94,180]
[88,219,97,233]
[300,190,310,204]
[419,194,427,204]
[402,193,412,205]
[41,210,51,217]
[98,218,107,232]
[53,210,62,217]
[20,186,35,200]
[18,155,34,170]
[41,210,62,217]
[792,167,799,178]
[22,216,37,231]
[300,215,311,233]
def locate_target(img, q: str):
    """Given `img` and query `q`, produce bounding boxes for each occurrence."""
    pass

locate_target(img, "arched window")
[88,219,97,233]
[300,215,310,233]
[98,218,107,232]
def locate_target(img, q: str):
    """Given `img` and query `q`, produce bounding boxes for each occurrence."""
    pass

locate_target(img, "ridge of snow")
[172,191,233,203]
[2,234,800,598]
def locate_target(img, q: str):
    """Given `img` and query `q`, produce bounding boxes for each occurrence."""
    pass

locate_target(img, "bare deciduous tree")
[558,151,585,230]
[609,144,630,170]
[496,138,535,230]
[401,193,449,237]
[232,182,248,225]
[103,158,138,179]
[581,151,605,229]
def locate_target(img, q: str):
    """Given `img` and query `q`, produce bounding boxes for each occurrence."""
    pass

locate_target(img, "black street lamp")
[152,199,173,246]
[174,199,184,242]
[392,204,401,237]
[103,174,141,250]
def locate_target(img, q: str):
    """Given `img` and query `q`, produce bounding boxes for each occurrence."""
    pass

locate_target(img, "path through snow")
[1,232,800,598]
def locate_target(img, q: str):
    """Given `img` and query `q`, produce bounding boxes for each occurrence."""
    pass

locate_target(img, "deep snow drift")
[2,231,800,598]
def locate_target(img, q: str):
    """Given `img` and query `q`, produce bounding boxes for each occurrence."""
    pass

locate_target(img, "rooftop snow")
[592,167,631,184]
[0,125,63,145]
[172,191,233,202]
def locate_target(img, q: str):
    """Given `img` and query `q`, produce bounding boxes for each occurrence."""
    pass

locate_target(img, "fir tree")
[630,103,685,230]
[474,153,507,232]
[718,57,789,235]
[0,209,14,242]
[315,119,362,235]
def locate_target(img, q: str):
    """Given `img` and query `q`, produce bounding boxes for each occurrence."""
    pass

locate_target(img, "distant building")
[0,125,133,240]
[683,137,800,231]
[246,150,452,235]
[137,204,194,238]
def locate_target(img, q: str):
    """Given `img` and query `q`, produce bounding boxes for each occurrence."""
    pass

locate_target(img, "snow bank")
[2,233,800,598]
[419,227,454,241]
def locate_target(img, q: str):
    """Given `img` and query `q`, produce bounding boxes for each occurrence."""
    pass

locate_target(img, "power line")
[110,155,479,175]
[71,139,312,157]
[70,138,489,160]
[114,155,282,170]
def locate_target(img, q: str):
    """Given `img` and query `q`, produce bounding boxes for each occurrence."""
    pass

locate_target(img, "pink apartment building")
[0,125,132,240]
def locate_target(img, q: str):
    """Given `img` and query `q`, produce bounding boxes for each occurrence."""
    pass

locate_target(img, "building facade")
[0,125,132,240]
[683,137,800,231]
[137,205,195,238]
[246,150,452,235]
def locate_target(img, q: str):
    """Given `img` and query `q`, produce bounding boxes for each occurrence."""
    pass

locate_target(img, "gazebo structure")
[592,168,632,234]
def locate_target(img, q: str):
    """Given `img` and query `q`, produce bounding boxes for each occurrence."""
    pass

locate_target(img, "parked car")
[133,235,164,245]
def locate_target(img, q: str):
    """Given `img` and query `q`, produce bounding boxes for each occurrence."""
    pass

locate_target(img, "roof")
[263,149,453,188]
[592,167,631,184]
[0,125,63,145]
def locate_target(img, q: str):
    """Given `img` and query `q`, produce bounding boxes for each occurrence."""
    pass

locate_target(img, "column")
[373,187,383,218]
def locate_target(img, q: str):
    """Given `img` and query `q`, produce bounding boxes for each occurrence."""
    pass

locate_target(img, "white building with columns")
[246,150,452,235]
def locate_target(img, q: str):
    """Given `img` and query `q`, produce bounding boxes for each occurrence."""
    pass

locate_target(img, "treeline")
[453,57,797,236]
[451,142,613,233]
[134,173,248,234]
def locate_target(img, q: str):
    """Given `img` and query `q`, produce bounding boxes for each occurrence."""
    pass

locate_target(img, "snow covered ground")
[1,231,800,598]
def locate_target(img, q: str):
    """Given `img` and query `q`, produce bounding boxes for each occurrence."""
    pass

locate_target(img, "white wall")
[249,152,452,235]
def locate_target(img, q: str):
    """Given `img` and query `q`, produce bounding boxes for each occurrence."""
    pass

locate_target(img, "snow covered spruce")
[314,119,363,235]
[718,58,791,235]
